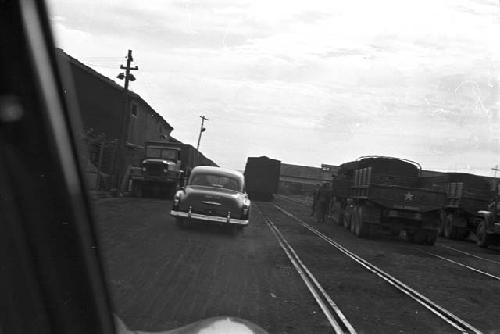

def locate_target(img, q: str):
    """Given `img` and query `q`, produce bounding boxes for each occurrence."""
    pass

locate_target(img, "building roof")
[56,48,173,131]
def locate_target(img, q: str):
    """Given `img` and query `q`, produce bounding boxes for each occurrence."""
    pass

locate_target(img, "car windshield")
[146,147,178,160]
[190,173,242,192]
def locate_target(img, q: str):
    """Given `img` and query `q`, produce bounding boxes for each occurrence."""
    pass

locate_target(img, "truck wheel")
[426,230,438,246]
[350,209,357,233]
[438,210,446,236]
[412,230,428,245]
[444,213,457,239]
[343,209,352,230]
[132,182,143,197]
[332,204,344,226]
[445,213,468,240]
[476,220,489,248]
[353,205,370,238]
[335,211,344,226]
[455,227,468,241]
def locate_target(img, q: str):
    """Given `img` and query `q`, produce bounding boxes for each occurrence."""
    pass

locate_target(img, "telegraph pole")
[493,165,500,197]
[195,115,208,166]
[118,50,138,91]
[113,50,138,193]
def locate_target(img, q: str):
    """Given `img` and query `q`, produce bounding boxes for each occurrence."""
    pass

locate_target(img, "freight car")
[331,156,446,245]
[420,173,490,240]
[244,156,281,201]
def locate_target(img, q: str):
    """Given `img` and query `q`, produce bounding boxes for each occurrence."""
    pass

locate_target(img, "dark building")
[56,48,173,144]
[56,49,214,190]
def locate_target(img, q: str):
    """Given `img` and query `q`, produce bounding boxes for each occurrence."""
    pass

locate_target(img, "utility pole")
[493,165,500,196]
[113,50,138,193]
[117,49,138,91]
[195,115,208,166]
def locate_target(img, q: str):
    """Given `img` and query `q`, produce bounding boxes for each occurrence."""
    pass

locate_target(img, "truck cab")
[475,190,500,248]
[129,141,183,197]
[142,143,181,180]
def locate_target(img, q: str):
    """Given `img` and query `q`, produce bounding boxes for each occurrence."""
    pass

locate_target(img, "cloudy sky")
[48,0,500,175]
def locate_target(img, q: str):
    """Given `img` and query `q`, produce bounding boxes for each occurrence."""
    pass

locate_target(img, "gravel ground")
[274,195,500,334]
[91,196,500,333]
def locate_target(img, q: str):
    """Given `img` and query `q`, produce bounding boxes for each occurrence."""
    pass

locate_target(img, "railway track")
[267,203,483,334]
[438,244,500,266]
[279,194,500,283]
[422,251,500,281]
[255,205,357,334]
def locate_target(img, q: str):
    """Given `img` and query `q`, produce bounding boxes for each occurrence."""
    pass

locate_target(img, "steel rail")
[438,244,500,266]
[423,251,500,281]
[273,204,483,334]
[255,206,357,334]
[279,195,500,279]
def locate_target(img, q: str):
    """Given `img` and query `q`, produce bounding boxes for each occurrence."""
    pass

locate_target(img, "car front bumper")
[170,210,249,225]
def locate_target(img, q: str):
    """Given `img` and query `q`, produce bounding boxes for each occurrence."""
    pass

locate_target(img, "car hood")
[179,185,247,214]
[116,315,267,334]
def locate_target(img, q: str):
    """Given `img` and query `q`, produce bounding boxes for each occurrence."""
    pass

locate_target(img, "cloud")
[47,0,500,175]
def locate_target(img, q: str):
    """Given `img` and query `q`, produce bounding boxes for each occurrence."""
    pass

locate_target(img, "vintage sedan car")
[170,166,251,229]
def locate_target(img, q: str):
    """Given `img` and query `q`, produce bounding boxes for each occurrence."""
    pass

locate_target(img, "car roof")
[191,166,244,180]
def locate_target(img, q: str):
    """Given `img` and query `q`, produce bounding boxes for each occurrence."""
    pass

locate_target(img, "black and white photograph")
[2,1,500,333]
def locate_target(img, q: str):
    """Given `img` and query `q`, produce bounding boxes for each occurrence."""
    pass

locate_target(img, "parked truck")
[126,141,217,198]
[420,173,490,240]
[331,156,447,245]
[244,156,281,201]
[128,141,183,197]
[475,184,500,248]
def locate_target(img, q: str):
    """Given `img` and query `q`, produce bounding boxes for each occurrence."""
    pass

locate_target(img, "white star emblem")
[404,192,414,201]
